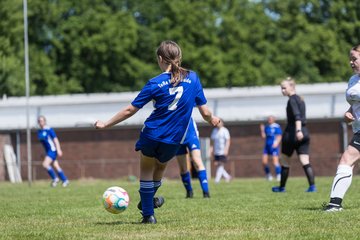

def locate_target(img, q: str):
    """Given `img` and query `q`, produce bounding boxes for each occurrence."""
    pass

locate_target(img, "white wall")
[0,82,348,130]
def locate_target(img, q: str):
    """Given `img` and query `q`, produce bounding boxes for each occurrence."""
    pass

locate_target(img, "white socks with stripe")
[330,164,353,199]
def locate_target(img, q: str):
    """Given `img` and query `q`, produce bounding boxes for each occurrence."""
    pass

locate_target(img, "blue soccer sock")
[139,180,155,217]
[264,165,270,175]
[57,168,68,182]
[46,166,57,180]
[197,170,209,193]
[154,180,162,194]
[181,172,193,192]
[275,165,281,175]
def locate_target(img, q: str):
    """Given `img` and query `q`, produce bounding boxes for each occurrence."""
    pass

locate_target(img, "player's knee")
[339,149,358,165]
[297,153,309,165]
[155,162,167,171]
[279,157,290,167]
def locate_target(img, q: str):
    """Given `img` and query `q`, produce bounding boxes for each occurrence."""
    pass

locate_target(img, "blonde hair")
[38,115,46,121]
[351,44,360,52]
[281,76,296,88]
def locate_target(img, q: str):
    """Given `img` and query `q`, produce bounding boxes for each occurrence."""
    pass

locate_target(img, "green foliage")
[1,177,360,239]
[1,0,360,96]
[0,0,26,96]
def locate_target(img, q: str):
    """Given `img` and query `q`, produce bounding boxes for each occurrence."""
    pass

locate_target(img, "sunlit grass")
[0,176,360,239]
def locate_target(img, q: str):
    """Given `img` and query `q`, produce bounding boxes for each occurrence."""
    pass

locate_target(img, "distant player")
[272,77,316,193]
[37,115,69,187]
[211,119,232,183]
[95,40,220,224]
[260,115,282,181]
[176,118,210,198]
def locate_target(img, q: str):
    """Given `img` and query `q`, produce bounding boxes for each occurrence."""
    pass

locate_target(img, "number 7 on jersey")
[168,86,184,110]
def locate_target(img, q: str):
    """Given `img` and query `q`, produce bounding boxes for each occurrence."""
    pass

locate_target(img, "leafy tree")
[0,0,26,96]
[1,0,360,96]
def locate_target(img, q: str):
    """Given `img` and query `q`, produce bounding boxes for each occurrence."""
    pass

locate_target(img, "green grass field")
[1,176,360,240]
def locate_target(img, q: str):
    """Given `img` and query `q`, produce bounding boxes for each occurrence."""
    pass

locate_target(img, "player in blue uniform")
[37,116,69,187]
[95,40,219,224]
[176,118,210,198]
[260,116,282,181]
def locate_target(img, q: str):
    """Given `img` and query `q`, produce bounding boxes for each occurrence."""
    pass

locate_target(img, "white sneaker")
[51,179,59,187]
[266,174,273,181]
[276,174,281,181]
[62,180,70,187]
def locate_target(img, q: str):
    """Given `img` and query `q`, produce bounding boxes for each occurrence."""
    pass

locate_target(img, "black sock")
[330,197,342,206]
[303,164,315,186]
[280,166,290,188]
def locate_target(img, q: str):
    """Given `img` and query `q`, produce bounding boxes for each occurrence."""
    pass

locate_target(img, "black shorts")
[214,155,228,163]
[281,126,310,157]
[349,132,360,152]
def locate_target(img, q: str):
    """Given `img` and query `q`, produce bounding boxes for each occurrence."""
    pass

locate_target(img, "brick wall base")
[4,119,352,181]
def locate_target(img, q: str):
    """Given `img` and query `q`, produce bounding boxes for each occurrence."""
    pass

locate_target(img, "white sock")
[222,168,231,180]
[330,164,353,199]
[215,165,224,183]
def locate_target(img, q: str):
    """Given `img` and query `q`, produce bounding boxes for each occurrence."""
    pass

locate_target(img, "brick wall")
[4,119,353,181]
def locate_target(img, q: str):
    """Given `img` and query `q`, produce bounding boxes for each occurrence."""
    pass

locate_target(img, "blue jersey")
[38,126,57,153]
[132,71,207,145]
[264,123,282,146]
[176,118,201,155]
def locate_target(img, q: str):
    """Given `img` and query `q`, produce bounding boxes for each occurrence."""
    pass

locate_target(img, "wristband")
[296,129,301,132]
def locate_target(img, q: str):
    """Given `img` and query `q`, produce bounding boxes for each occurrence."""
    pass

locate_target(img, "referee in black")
[272,77,316,193]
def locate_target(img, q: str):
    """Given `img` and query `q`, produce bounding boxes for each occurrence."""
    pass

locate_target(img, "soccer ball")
[102,186,130,214]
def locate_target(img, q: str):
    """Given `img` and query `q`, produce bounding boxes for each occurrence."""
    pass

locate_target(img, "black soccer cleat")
[203,192,210,198]
[141,215,157,224]
[186,190,194,198]
[323,203,343,212]
[137,196,165,210]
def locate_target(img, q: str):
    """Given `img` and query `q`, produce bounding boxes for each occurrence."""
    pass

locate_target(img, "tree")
[1,0,360,96]
[0,0,27,96]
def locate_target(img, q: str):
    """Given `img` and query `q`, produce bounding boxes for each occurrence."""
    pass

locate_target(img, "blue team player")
[176,118,210,198]
[260,115,282,181]
[95,40,220,224]
[37,115,69,187]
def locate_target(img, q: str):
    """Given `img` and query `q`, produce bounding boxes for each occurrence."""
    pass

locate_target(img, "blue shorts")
[263,145,280,156]
[46,151,57,161]
[176,136,201,155]
[135,135,181,163]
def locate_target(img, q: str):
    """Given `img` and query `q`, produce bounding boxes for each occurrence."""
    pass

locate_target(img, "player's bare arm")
[95,104,139,129]
[197,105,220,126]
[344,107,354,123]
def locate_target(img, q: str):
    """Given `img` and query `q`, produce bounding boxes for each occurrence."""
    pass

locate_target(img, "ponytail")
[169,60,187,86]
[156,40,188,86]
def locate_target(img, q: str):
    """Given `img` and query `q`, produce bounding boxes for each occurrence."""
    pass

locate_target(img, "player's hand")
[344,111,355,123]
[296,131,304,141]
[94,120,106,129]
[211,116,221,127]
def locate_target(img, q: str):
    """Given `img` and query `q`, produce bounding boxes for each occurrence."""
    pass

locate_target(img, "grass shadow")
[300,207,323,211]
[95,221,140,225]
